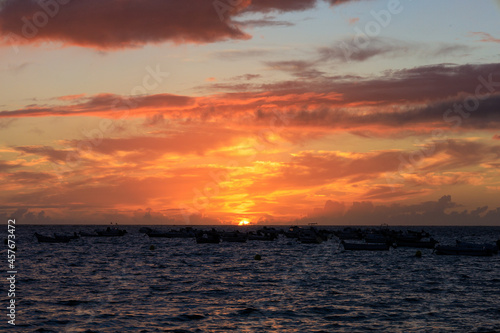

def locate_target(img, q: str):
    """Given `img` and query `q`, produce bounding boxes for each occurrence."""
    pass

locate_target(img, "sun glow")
[238,219,250,226]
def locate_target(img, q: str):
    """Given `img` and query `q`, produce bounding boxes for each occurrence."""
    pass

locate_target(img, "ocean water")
[2,225,500,332]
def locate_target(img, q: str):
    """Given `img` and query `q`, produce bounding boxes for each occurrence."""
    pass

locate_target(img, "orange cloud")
[348,17,359,25]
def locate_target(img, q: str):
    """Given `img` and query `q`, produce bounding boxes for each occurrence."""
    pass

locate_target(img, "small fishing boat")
[95,227,127,237]
[396,238,438,249]
[79,231,101,237]
[283,226,301,239]
[342,241,390,251]
[221,231,247,243]
[145,227,196,238]
[455,241,498,254]
[247,232,277,241]
[35,233,71,243]
[297,229,323,244]
[195,231,220,244]
[435,241,497,256]
[336,228,363,240]
[54,232,79,240]
[298,227,329,244]
[364,233,390,244]
[139,227,153,234]
[299,235,323,244]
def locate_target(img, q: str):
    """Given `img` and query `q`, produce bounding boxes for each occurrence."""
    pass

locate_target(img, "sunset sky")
[1,0,500,225]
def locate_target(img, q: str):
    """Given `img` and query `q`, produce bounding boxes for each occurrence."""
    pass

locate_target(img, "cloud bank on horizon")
[1,0,499,224]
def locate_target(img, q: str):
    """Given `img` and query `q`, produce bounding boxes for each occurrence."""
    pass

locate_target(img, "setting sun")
[238,220,250,226]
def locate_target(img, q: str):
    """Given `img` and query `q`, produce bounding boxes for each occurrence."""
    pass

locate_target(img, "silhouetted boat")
[284,226,301,238]
[79,231,100,237]
[435,240,497,256]
[247,232,277,241]
[342,241,390,251]
[335,228,363,240]
[139,227,153,234]
[54,232,79,240]
[364,233,389,244]
[396,238,438,249]
[195,231,220,244]
[221,231,247,243]
[298,228,324,244]
[35,233,71,243]
[456,241,498,254]
[95,227,127,237]
[143,227,195,238]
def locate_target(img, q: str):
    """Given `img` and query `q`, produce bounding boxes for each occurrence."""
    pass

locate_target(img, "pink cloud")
[469,32,500,43]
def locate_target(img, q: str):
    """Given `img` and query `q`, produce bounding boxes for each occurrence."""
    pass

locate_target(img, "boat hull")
[342,242,390,251]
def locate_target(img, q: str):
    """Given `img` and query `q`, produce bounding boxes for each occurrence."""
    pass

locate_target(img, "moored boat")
[456,240,498,254]
[95,227,127,237]
[54,232,79,241]
[435,240,497,256]
[35,233,71,243]
[396,238,438,249]
[298,228,324,244]
[247,232,277,241]
[221,231,247,243]
[342,240,390,251]
[79,231,101,237]
[195,231,220,244]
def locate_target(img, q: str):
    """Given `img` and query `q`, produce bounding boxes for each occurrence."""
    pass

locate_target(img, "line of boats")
[33,226,500,256]
[336,227,499,256]
[34,227,127,243]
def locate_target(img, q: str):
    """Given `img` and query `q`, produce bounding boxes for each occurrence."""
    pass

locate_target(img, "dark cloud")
[419,140,500,172]
[232,73,262,81]
[234,18,294,28]
[319,38,471,63]
[0,0,362,49]
[7,171,56,184]
[265,60,325,79]
[4,208,51,223]
[2,63,500,137]
[0,93,194,118]
[0,160,21,171]
[14,146,69,162]
[245,0,318,12]
[301,195,500,226]
[143,113,165,127]
[210,48,271,60]
[0,0,250,49]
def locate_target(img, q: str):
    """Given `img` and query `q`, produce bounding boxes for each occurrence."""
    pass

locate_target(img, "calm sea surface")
[2,225,500,332]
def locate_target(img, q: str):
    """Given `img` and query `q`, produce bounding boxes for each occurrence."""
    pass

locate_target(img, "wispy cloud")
[469,31,500,43]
